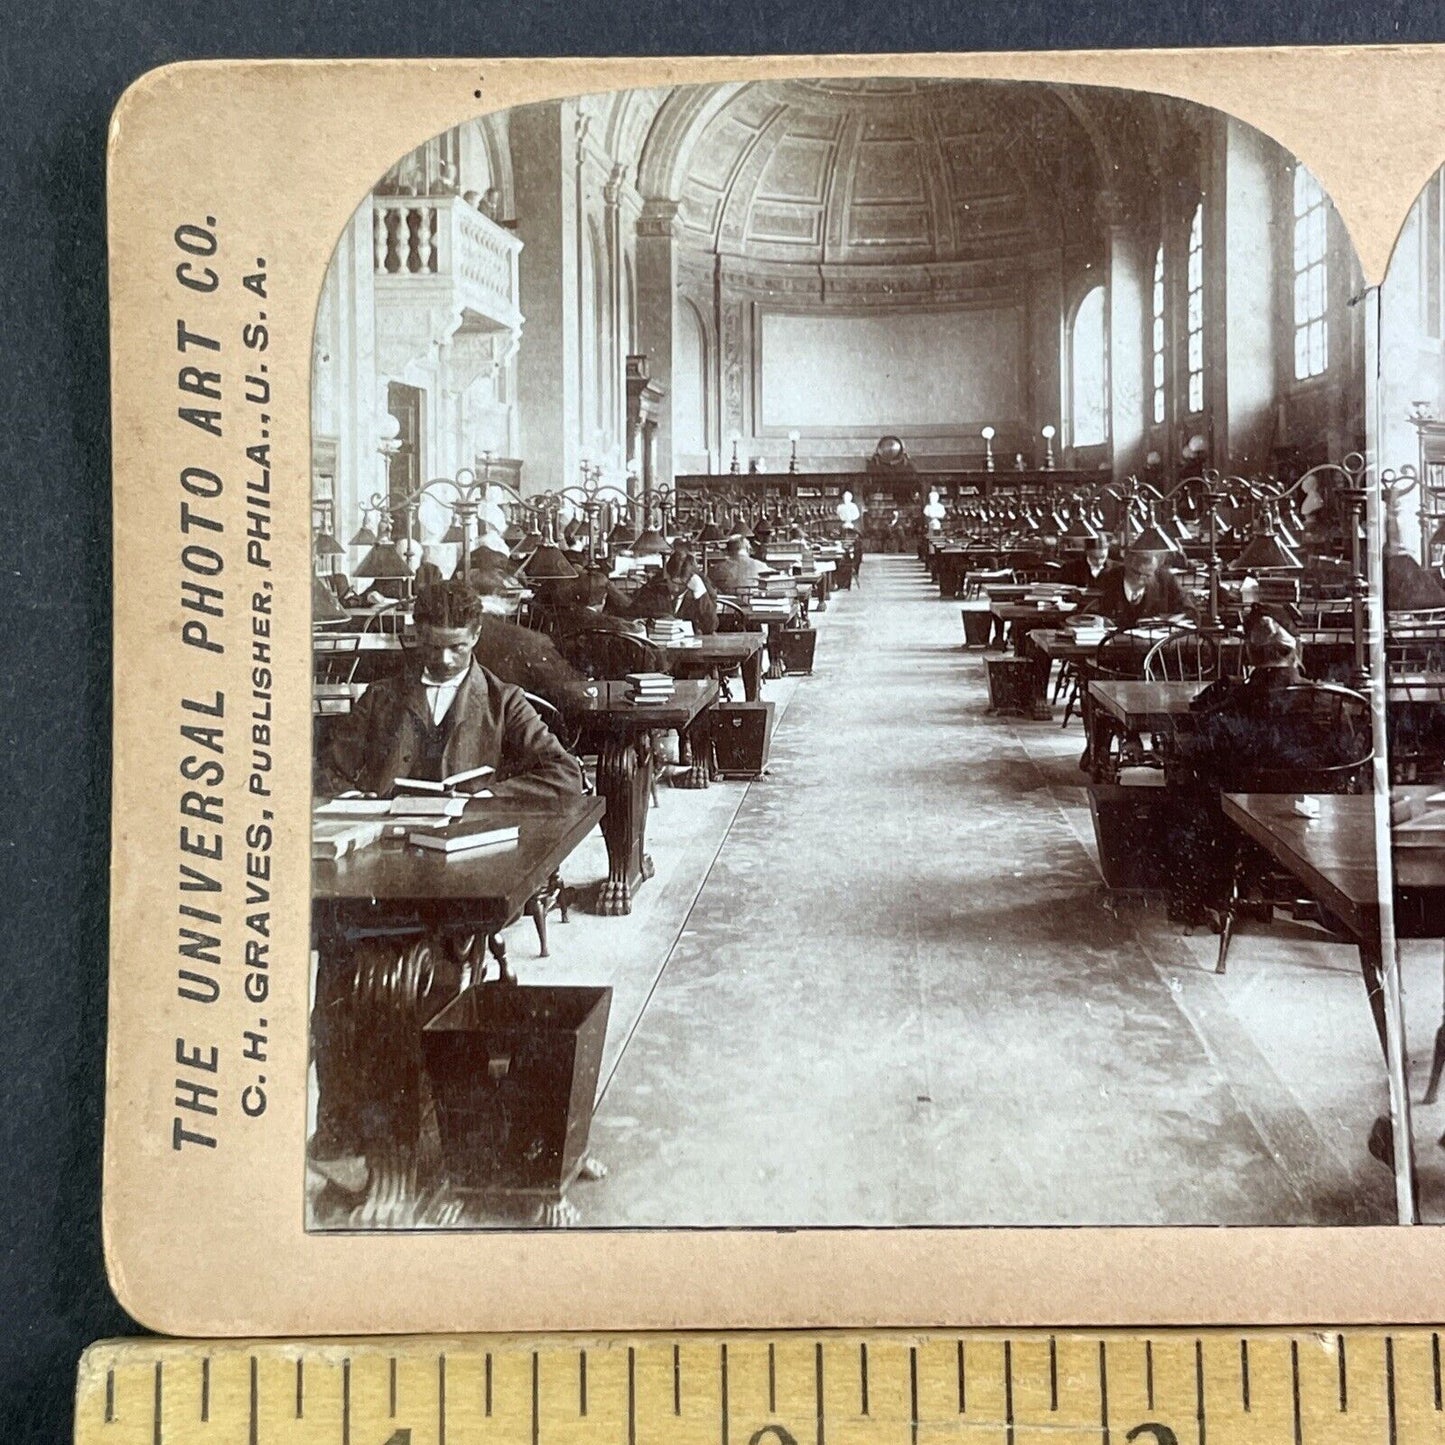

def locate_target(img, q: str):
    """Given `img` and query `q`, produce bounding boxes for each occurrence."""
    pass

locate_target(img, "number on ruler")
[1126,1426,1179,1445]
[749,1430,799,1445]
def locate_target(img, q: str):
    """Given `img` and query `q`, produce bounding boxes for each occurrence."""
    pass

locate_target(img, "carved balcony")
[371,194,523,379]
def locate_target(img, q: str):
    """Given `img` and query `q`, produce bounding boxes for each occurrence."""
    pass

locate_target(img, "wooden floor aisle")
[577,557,1395,1227]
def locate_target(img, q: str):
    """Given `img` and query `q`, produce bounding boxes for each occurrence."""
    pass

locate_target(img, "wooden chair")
[1142,629,1244,683]
[1083,624,1178,775]
[1200,683,1372,972]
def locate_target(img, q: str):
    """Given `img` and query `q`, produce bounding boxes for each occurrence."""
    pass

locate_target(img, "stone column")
[511,100,578,495]
[1099,190,1147,478]
[634,198,680,490]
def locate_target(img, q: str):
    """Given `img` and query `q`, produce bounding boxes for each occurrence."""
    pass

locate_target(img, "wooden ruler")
[76,1331,1445,1445]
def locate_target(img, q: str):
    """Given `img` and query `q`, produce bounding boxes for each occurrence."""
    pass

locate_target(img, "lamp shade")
[352,541,413,579]
[697,521,725,544]
[519,544,579,581]
[314,530,346,558]
[608,520,637,546]
[1060,513,1100,542]
[632,526,668,555]
[1429,514,1445,547]
[348,523,379,547]
[1236,532,1303,570]
[441,517,466,545]
[1130,521,1181,554]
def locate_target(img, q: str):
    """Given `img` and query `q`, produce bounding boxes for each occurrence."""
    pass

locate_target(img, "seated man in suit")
[316,579,584,805]
[632,558,719,636]
[1086,549,1194,627]
[711,535,769,596]
[463,569,593,713]
[1057,537,1113,590]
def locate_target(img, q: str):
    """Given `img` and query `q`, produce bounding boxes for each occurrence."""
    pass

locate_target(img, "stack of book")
[1065,614,1111,646]
[406,817,521,857]
[647,616,692,644]
[312,817,385,861]
[624,672,674,706]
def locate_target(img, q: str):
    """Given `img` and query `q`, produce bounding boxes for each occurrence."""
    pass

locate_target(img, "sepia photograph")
[305,75,1413,1232]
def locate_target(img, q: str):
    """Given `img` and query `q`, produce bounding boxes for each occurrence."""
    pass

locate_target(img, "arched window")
[1186,202,1205,413]
[1151,243,1166,425]
[1293,165,1329,379]
[1070,284,1109,447]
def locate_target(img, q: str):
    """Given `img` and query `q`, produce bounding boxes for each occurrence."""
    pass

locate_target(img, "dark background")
[3,3,1439,1441]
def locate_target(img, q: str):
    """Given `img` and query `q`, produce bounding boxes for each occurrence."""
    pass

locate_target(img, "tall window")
[1186,202,1204,413]
[1292,165,1329,379]
[1070,284,1109,447]
[1151,243,1165,425]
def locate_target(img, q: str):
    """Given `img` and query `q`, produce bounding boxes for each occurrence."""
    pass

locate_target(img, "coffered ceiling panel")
[638,77,1176,266]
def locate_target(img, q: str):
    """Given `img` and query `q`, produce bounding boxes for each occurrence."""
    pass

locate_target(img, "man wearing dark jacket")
[1057,538,1113,590]
[1087,550,1194,627]
[316,579,584,804]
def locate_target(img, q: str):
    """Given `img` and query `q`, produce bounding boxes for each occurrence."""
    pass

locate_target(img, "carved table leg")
[675,708,715,789]
[741,651,762,703]
[765,622,786,679]
[311,931,462,1226]
[594,733,655,915]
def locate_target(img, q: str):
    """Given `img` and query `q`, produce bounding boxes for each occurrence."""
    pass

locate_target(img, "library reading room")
[307,78,1445,1233]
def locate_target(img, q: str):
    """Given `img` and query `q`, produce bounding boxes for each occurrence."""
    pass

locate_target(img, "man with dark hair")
[317,579,583,803]
[464,568,593,712]
[1057,537,1113,590]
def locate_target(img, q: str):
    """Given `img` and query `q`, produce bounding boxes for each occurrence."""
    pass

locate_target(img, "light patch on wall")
[759,308,1021,430]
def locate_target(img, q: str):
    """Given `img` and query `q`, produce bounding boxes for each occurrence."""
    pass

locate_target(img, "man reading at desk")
[1085,549,1193,627]
[317,579,584,804]
[711,535,769,596]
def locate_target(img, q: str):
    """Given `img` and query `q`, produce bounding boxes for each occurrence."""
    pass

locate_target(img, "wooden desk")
[989,602,1076,654]
[1029,629,1101,665]
[661,631,766,702]
[310,796,606,1218]
[1088,679,1206,733]
[1220,792,1420,1221]
[569,679,719,913]
[726,598,800,679]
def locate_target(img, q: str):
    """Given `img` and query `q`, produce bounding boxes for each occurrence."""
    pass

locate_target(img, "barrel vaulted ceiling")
[623,79,1183,267]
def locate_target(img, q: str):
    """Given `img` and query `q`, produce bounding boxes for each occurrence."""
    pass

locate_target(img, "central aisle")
[582,557,1394,1226]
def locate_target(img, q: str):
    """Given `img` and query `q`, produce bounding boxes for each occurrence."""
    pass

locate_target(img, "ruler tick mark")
[1387,1336,1398,1445]
[153,1361,163,1445]
[1049,1336,1058,1412]
[390,1355,397,1418]
[628,1346,637,1445]
[532,1352,539,1445]
[1196,1339,1206,1445]
[342,1359,351,1445]
[673,1344,680,1416]
[1004,1341,1014,1445]
[721,1343,730,1445]
[1099,1341,1110,1445]
[910,1346,920,1445]
[439,1354,447,1445]
[201,1357,210,1423]
[769,1342,777,1415]
[296,1358,304,1418]
[248,1356,258,1445]
[579,1349,587,1416]
[104,1368,114,1424]
[1145,1341,1155,1412]
[859,1343,867,1416]
[1241,1340,1250,1412]
[816,1341,825,1445]
[485,1353,492,1417]
[957,1339,966,1414]
[1434,1333,1442,1410]
[1290,1340,1302,1445]
[1337,1334,1347,1411]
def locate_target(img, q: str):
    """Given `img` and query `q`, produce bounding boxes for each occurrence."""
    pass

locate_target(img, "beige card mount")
[107,49,1445,1337]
